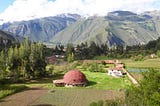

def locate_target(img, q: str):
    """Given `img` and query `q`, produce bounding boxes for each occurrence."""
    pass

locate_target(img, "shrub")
[46,65,54,75]
[157,50,160,57]
[87,62,106,73]
[90,102,97,106]
[132,54,144,61]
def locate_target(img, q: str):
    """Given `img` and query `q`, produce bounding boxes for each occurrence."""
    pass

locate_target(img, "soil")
[0,87,49,106]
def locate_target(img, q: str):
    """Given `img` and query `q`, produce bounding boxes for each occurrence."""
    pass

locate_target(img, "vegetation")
[83,71,131,90]
[121,58,160,68]
[0,38,47,82]
[0,84,27,99]
[125,69,160,106]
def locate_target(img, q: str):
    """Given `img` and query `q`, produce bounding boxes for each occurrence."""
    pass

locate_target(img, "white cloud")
[0,0,160,24]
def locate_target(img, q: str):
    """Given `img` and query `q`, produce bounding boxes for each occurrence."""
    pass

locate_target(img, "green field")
[29,69,131,106]
[0,87,123,106]
[121,58,160,69]
[30,89,124,106]
[83,71,131,90]
[0,84,27,99]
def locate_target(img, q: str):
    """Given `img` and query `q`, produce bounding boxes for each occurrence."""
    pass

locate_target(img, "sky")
[0,0,160,24]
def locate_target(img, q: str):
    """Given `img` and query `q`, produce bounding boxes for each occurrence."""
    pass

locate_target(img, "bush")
[46,65,54,75]
[132,54,144,61]
[90,102,97,106]
[87,62,106,73]
[90,100,124,106]
[157,50,160,57]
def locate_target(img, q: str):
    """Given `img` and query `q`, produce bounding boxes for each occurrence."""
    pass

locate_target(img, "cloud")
[0,0,160,24]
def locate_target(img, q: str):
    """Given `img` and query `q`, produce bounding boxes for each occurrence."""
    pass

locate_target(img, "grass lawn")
[83,71,131,90]
[121,58,160,69]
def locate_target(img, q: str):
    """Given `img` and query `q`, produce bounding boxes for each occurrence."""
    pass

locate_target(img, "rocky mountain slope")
[0,14,81,42]
[51,11,160,46]
[0,30,24,50]
[0,30,23,42]
[1,11,160,46]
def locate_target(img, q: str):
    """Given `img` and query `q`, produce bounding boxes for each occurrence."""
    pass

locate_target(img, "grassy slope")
[51,17,109,45]
[51,16,160,46]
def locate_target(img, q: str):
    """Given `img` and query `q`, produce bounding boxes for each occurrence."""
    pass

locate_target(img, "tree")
[126,69,160,106]
[157,50,160,57]
[66,44,74,62]
[67,52,74,63]
[0,51,5,79]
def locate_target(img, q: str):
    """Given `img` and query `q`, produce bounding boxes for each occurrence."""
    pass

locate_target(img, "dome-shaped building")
[63,70,88,86]
[53,70,88,87]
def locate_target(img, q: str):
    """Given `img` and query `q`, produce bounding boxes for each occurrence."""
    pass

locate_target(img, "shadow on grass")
[87,81,97,87]
[25,73,64,85]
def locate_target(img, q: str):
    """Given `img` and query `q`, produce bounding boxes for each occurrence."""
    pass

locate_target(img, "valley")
[0,10,160,106]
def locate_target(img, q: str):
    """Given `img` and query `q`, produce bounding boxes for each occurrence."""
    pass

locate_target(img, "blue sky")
[0,0,15,14]
[0,0,160,24]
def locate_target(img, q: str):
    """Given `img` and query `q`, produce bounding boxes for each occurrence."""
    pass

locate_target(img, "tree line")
[0,38,46,82]
[53,37,160,61]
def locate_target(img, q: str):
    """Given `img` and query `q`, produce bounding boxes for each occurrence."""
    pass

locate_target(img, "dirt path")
[0,87,49,106]
[123,69,139,85]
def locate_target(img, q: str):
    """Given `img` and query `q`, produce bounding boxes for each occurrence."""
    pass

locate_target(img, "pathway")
[123,69,139,85]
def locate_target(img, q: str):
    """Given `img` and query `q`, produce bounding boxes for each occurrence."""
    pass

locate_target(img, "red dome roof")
[63,70,87,85]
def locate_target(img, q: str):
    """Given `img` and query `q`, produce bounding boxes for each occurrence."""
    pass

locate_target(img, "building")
[53,70,88,87]
[108,67,123,77]
[45,55,57,64]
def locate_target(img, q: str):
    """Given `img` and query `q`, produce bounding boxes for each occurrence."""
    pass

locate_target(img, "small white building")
[108,67,123,77]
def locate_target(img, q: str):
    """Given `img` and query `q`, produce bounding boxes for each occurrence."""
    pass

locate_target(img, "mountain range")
[1,11,160,46]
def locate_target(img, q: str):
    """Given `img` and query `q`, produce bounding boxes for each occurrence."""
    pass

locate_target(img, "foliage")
[157,50,160,57]
[125,69,160,106]
[131,54,144,61]
[0,38,47,82]
[66,44,75,63]
[86,62,106,73]
[46,65,54,75]
[67,52,74,63]
[90,100,124,106]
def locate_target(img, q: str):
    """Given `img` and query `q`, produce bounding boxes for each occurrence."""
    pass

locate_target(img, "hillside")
[0,30,24,50]
[0,14,81,42]
[51,11,160,46]
[1,11,160,46]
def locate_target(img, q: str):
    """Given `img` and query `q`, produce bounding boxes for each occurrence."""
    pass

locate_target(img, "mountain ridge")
[1,11,160,46]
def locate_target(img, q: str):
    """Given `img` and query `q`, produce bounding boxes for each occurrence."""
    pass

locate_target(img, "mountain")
[0,30,24,50]
[51,11,160,46]
[1,11,160,46]
[0,14,81,42]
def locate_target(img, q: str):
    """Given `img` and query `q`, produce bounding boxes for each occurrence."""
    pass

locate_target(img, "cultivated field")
[29,89,124,106]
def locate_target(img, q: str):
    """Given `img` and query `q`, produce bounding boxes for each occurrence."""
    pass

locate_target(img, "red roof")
[63,70,87,85]
[109,67,123,71]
